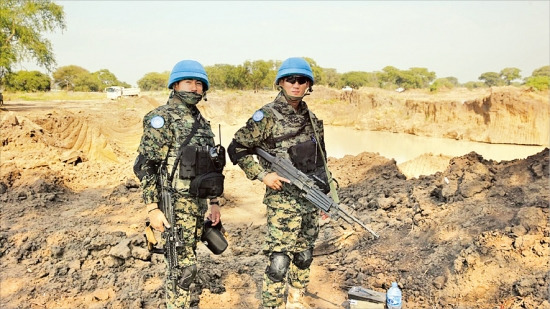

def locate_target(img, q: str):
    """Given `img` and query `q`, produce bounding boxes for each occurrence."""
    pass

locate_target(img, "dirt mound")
[0,89,548,309]
[326,149,549,309]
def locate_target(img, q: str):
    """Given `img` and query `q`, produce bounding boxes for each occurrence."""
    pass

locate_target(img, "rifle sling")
[308,110,339,204]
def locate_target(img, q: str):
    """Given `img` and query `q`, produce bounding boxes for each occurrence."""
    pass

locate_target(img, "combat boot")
[286,286,308,309]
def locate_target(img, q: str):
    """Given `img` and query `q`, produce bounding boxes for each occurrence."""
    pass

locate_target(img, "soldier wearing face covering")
[228,57,329,309]
[134,59,225,308]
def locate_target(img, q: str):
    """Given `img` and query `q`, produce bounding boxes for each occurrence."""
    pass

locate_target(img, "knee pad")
[177,264,197,290]
[293,248,313,270]
[265,252,290,282]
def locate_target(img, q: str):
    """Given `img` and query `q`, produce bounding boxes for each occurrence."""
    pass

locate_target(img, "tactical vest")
[262,102,329,193]
[162,102,225,198]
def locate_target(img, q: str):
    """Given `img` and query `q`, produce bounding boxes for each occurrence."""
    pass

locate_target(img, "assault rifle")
[254,148,379,238]
[158,165,182,293]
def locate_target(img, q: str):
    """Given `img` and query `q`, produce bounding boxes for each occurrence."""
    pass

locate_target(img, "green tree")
[524,65,550,91]
[244,60,276,91]
[531,65,550,77]
[463,81,486,90]
[443,76,459,87]
[340,71,377,89]
[430,77,456,92]
[4,70,50,91]
[479,72,504,87]
[225,64,248,90]
[407,68,436,88]
[205,64,230,90]
[0,0,66,81]
[322,68,340,88]
[52,65,88,90]
[93,69,120,89]
[525,75,549,91]
[137,71,169,91]
[499,67,521,85]
[379,66,401,88]
[73,73,99,92]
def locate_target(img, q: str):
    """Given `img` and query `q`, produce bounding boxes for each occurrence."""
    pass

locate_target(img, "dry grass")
[3,91,106,101]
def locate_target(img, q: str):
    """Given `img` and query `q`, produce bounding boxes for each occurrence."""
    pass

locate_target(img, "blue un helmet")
[168,60,210,91]
[274,57,314,86]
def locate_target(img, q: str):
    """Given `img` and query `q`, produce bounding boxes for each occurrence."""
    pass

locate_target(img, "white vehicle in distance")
[105,86,140,100]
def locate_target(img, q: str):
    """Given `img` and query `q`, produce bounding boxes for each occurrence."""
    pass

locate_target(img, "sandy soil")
[0,87,548,309]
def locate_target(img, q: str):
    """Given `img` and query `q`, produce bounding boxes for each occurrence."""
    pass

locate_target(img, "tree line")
[1,1,548,92]
[2,62,549,93]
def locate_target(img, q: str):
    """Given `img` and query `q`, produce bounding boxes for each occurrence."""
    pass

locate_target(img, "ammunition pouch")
[201,219,228,255]
[178,145,226,198]
[288,140,330,194]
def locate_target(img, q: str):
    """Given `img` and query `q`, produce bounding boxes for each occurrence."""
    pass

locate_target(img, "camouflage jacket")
[232,92,326,205]
[136,95,215,205]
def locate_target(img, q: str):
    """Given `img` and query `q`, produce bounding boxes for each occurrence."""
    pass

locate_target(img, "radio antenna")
[218,124,222,145]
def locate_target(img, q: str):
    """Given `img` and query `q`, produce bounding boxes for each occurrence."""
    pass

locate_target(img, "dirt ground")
[0,87,548,309]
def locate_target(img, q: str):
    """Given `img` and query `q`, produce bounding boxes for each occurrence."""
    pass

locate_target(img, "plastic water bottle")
[386,282,402,309]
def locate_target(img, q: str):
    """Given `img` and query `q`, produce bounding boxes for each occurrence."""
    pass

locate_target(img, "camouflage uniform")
[231,92,325,308]
[136,94,216,308]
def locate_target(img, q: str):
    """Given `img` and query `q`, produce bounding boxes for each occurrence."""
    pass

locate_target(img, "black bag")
[189,172,225,198]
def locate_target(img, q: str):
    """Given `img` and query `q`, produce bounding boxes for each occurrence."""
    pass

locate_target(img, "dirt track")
[0,87,548,309]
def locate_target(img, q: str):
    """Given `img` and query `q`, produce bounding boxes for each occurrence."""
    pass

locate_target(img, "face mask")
[174,90,204,105]
[278,86,308,103]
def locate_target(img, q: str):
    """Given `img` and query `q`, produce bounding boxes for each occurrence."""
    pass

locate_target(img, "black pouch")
[179,146,198,179]
[189,172,225,198]
[288,140,318,173]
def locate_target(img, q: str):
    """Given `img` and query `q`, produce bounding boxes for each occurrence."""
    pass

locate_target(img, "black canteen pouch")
[180,145,226,198]
[288,140,330,194]
[201,219,228,255]
[189,172,225,198]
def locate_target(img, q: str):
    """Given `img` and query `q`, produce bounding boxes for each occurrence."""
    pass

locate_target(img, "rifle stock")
[254,148,379,238]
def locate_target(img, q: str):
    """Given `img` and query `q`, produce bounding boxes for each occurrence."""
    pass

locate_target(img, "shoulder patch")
[252,110,264,122]
[150,115,165,129]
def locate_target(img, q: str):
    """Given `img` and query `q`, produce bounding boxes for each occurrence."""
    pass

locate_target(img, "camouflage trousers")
[262,191,320,308]
[164,197,207,309]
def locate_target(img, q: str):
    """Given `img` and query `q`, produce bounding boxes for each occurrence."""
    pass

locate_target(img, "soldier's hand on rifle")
[208,203,221,226]
[263,172,291,191]
[147,203,171,232]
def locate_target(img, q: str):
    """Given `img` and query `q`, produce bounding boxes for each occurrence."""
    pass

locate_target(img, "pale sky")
[18,1,550,87]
